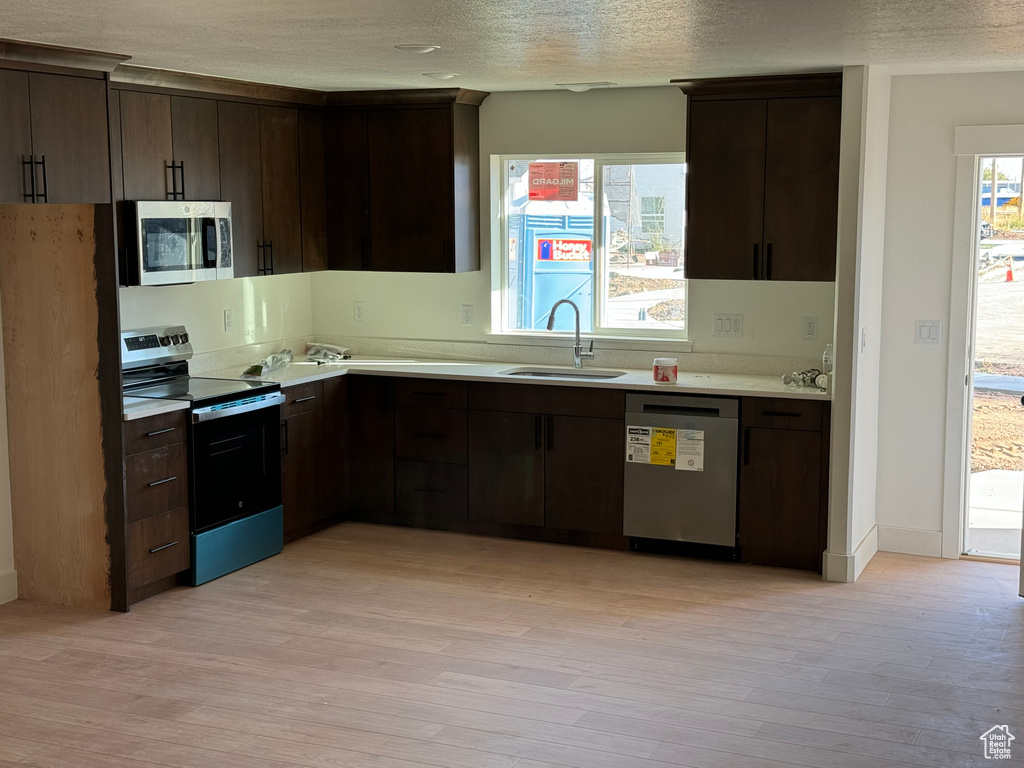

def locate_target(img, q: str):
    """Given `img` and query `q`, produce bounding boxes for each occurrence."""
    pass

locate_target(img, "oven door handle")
[191,391,286,423]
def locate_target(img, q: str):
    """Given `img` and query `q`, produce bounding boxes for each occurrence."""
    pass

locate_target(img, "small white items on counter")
[653,357,678,384]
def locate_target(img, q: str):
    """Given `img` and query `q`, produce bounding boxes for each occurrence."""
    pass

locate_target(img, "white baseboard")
[822,525,879,582]
[0,569,16,605]
[877,526,943,557]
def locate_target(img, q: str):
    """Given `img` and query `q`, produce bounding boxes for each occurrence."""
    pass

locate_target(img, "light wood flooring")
[0,522,1022,768]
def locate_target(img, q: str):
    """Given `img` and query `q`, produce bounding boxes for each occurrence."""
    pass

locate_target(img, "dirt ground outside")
[973,277,1024,472]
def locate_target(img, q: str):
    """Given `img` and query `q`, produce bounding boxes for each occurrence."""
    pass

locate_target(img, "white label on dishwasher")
[626,426,651,463]
[675,429,704,471]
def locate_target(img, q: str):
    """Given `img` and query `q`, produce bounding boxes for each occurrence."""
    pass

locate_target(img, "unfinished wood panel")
[0,205,112,609]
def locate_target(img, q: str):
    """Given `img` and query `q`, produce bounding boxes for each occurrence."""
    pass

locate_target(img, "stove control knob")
[170,334,182,345]
[180,332,190,345]
[159,336,172,346]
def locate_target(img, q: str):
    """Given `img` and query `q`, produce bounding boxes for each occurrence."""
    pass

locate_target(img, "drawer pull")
[414,433,445,439]
[147,476,177,488]
[414,487,447,494]
[146,427,176,437]
[292,395,317,404]
[761,410,802,418]
[149,540,179,554]
[412,391,445,397]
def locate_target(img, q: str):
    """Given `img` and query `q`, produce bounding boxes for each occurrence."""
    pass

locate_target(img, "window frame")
[493,152,688,343]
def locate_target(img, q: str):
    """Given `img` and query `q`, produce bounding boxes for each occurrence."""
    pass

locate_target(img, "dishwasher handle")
[642,404,728,418]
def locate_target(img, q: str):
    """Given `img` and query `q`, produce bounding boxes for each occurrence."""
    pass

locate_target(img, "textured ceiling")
[2,0,1024,91]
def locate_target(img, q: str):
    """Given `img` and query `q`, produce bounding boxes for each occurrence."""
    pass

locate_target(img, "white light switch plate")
[915,320,941,344]
[713,313,743,337]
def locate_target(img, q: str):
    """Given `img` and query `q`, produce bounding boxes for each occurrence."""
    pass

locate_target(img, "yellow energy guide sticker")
[650,428,677,466]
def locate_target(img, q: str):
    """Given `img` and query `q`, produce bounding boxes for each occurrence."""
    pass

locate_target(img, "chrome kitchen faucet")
[546,299,594,369]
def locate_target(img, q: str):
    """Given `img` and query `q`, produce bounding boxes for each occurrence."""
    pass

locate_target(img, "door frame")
[943,125,1024,559]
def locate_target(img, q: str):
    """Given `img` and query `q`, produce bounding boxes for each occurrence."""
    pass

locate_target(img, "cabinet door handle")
[414,487,447,494]
[292,396,317,404]
[361,238,370,270]
[22,156,36,202]
[267,240,274,275]
[546,415,554,451]
[414,433,445,439]
[281,420,289,455]
[147,476,177,488]
[178,160,186,200]
[535,415,542,451]
[765,242,773,280]
[761,410,801,418]
[165,162,176,199]
[743,428,751,466]
[257,241,266,275]
[149,540,179,554]
[145,427,177,437]
[752,243,759,279]
[35,155,48,203]
[412,391,444,397]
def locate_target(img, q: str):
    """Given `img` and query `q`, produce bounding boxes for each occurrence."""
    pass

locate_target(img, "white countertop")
[122,395,190,421]
[124,357,828,419]
[202,356,832,399]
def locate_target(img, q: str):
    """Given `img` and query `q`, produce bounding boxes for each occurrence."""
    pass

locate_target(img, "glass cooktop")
[127,376,280,404]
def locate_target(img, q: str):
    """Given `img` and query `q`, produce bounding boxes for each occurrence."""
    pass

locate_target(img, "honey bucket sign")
[528,161,579,201]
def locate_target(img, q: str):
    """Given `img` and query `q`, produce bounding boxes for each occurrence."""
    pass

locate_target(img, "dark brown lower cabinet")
[282,406,325,541]
[323,377,350,517]
[738,426,824,572]
[395,461,467,526]
[348,376,395,517]
[544,415,624,534]
[468,410,545,527]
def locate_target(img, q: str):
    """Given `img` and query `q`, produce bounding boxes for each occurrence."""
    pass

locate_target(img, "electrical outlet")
[353,301,365,323]
[712,313,743,337]
[802,316,818,340]
[223,309,233,332]
[461,304,474,326]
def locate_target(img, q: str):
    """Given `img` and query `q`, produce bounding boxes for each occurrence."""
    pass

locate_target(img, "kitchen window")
[497,154,687,338]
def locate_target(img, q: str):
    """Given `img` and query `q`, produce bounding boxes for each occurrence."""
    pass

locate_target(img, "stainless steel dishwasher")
[623,393,739,546]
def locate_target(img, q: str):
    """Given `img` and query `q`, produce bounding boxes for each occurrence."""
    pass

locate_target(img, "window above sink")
[493,153,688,343]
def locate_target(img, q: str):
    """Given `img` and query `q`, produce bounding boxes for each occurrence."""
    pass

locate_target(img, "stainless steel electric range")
[122,325,285,585]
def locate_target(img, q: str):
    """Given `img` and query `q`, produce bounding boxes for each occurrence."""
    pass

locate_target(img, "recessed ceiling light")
[394,44,440,54]
[422,72,459,80]
[556,82,617,92]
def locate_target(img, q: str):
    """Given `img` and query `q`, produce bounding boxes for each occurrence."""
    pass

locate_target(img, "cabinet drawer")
[395,406,466,464]
[281,381,323,417]
[125,443,188,523]
[741,397,823,431]
[128,507,190,591]
[395,461,467,523]
[468,382,624,419]
[123,409,187,454]
[395,378,467,409]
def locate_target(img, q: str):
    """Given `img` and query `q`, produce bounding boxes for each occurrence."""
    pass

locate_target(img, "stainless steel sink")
[498,366,627,380]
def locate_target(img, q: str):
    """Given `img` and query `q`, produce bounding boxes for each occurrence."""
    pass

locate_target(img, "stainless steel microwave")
[124,201,233,286]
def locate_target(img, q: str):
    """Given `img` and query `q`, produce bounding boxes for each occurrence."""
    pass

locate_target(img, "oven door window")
[141,217,199,272]
[191,406,282,533]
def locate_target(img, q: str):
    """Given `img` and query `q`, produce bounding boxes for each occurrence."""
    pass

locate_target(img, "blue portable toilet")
[508,197,594,332]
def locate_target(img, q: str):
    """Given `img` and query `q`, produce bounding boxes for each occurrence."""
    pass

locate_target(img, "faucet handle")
[581,339,595,359]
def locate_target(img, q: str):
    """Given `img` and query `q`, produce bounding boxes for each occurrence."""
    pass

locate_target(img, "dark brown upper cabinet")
[118,90,220,202]
[217,102,321,277]
[0,69,110,204]
[679,74,841,282]
[217,101,263,278]
[325,89,488,273]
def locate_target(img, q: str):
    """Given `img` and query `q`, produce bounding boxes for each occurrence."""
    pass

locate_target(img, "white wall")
[119,273,313,353]
[313,87,836,361]
[876,70,1024,556]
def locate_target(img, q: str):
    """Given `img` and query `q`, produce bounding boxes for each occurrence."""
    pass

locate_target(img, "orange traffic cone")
[1007,267,1014,282]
